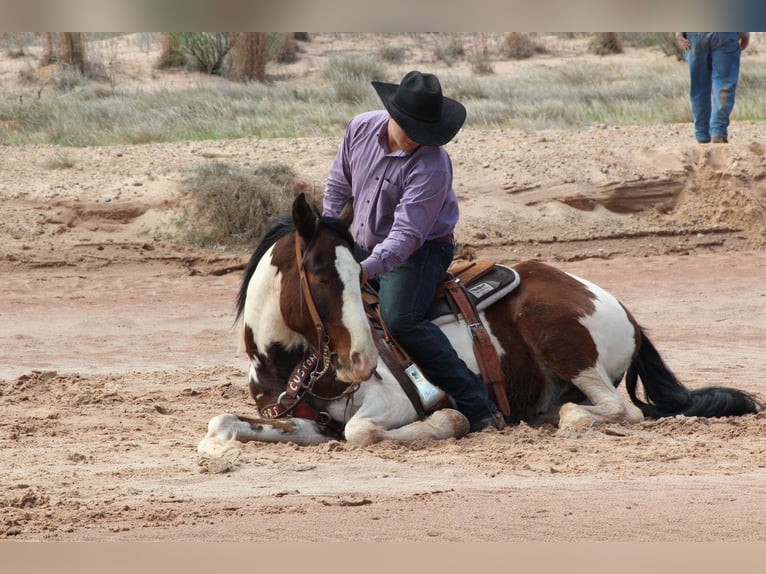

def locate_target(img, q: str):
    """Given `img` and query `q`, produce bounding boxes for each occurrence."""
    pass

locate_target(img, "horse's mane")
[234,213,353,322]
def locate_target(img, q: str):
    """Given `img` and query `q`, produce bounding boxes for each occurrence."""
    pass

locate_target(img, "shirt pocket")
[378,178,403,214]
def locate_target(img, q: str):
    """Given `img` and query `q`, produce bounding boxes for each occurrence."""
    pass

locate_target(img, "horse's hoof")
[558,403,594,430]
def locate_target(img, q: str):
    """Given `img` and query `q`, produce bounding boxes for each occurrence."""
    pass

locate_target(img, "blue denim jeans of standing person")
[354,240,496,424]
[685,32,742,142]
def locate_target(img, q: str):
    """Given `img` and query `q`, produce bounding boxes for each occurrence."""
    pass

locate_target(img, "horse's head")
[239,193,377,384]
[287,193,378,382]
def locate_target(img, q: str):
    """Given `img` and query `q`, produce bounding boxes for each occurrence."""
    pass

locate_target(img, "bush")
[322,54,388,104]
[500,33,547,60]
[156,34,186,69]
[172,32,231,75]
[642,32,685,61]
[274,33,300,64]
[588,33,623,56]
[377,45,406,64]
[432,33,465,66]
[180,161,313,247]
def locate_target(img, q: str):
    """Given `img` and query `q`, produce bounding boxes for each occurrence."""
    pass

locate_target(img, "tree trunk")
[57,32,87,72]
[41,32,56,65]
[230,32,267,82]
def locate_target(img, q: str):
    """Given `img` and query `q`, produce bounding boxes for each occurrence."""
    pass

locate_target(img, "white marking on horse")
[559,275,644,428]
[334,245,377,382]
[242,245,306,352]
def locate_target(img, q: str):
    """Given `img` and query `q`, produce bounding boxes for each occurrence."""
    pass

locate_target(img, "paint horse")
[198,193,760,452]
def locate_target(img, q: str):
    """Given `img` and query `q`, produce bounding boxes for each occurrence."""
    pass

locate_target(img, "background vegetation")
[2,32,765,148]
[2,32,764,246]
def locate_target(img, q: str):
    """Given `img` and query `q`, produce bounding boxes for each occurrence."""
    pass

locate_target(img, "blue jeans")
[685,32,742,142]
[356,240,495,423]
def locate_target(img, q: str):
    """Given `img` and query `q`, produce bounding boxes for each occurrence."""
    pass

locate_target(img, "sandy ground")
[1,34,766,542]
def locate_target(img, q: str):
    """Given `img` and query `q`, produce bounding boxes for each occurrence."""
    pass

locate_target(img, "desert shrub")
[1,32,28,57]
[156,34,186,69]
[52,67,88,91]
[274,33,300,64]
[377,45,406,63]
[44,150,76,170]
[500,33,547,60]
[588,33,623,56]
[641,32,685,61]
[432,33,465,66]
[468,34,494,75]
[173,32,231,75]
[470,53,494,75]
[180,161,310,247]
[322,54,387,104]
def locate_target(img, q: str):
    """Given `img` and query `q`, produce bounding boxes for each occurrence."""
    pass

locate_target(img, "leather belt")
[431,233,454,244]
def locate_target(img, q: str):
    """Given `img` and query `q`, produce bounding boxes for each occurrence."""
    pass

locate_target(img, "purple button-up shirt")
[323,110,459,279]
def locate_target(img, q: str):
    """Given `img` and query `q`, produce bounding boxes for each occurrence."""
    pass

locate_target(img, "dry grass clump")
[322,54,388,104]
[500,33,548,60]
[641,32,685,61]
[432,33,465,66]
[180,161,312,247]
[589,33,623,55]
[274,34,300,64]
[156,34,186,69]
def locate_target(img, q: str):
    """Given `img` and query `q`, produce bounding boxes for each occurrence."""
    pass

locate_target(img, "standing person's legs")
[686,32,713,143]
[376,240,497,425]
[709,32,742,141]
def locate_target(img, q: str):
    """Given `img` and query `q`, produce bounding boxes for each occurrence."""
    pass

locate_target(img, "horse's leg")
[558,368,644,429]
[198,413,332,454]
[343,409,470,446]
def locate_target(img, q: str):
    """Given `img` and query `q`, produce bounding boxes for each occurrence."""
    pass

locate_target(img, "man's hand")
[677,34,691,51]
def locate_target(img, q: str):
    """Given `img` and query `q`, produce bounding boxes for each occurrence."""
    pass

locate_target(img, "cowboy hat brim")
[372,80,466,147]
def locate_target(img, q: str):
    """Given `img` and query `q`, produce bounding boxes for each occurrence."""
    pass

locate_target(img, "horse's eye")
[312,270,332,285]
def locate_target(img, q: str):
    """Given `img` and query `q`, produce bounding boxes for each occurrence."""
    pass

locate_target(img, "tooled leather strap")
[361,293,429,419]
[259,350,344,438]
[258,233,334,426]
[295,233,326,349]
[372,319,428,420]
[260,352,320,418]
[444,278,511,417]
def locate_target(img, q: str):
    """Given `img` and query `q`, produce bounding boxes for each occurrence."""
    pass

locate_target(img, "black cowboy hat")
[372,70,466,147]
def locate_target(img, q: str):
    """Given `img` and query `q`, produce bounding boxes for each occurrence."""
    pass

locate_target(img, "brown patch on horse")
[485,260,599,420]
[243,324,257,360]
[270,230,354,365]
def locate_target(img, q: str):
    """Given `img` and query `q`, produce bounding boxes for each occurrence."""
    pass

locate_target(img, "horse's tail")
[625,328,762,418]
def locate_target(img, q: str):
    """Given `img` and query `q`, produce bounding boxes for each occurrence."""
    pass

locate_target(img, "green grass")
[2,53,766,146]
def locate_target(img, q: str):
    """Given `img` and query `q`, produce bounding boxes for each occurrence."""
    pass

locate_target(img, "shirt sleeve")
[323,127,353,218]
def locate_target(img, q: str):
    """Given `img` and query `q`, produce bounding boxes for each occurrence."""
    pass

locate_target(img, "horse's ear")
[339,198,354,226]
[292,192,318,241]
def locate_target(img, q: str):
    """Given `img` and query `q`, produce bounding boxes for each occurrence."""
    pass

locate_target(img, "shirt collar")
[376,121,419,157]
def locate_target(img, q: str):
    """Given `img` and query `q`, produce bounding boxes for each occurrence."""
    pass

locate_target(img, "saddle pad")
[428,263,520,326]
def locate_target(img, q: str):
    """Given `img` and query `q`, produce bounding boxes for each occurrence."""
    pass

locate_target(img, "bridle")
[294,229,329,359]
[257,226,359,428]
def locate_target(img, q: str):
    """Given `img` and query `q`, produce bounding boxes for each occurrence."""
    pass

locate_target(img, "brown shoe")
[711,135,728,143]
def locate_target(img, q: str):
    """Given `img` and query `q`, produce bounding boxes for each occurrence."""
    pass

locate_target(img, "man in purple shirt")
[323,70,503,433]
